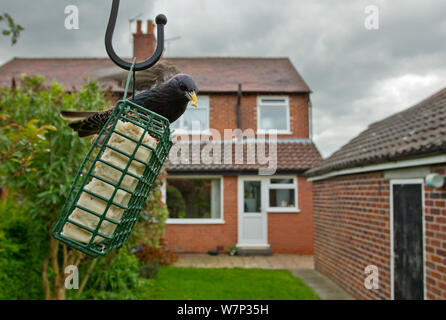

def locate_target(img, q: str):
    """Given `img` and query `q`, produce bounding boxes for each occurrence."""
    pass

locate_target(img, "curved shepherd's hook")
[105,0,167,71]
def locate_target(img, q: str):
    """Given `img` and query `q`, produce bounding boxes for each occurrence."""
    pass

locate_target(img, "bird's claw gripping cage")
[53,60,172,257]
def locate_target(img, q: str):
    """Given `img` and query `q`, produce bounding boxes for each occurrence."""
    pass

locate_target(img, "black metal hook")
[105,0,167,71]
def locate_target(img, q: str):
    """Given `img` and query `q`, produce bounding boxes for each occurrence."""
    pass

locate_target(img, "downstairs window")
[267,177,298,211]
[166,177,222,220]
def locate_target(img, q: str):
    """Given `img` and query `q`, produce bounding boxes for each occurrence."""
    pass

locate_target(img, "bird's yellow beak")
[188,91,198,107]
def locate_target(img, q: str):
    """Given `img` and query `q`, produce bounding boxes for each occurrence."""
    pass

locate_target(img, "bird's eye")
[179,84,187,91]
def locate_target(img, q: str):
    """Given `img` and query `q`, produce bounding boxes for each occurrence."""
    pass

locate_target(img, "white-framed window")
[171,95,210,134]
[266,177,298,212]
[257,96,291,134]
[164,175,225,224]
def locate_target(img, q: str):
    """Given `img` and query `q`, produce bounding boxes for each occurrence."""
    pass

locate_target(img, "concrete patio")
[173,253,314,269]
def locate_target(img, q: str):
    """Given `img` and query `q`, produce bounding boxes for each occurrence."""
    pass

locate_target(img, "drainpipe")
[236,83,242,140]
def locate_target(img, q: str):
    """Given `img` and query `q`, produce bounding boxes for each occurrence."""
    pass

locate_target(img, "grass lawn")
[138,266,319,300]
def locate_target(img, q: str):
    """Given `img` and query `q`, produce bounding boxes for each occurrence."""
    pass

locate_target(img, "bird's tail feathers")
[60,110,99,121]
[68,120,98,137]
[60,110,103,137]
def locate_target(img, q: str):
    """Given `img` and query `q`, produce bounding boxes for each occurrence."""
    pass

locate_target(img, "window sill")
[257,130,293,135]
[172,130,212,136]
[267,208,301,213]
[166,219,226,225]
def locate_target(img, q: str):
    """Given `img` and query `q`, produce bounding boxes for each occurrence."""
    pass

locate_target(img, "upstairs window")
[257,96,290,134]
[171,96,210,133]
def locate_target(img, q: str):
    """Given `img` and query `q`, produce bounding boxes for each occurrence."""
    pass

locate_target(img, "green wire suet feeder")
[52,1,171,257]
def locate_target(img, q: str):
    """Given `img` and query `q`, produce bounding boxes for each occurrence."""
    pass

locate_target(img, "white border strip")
[308,154,446,181]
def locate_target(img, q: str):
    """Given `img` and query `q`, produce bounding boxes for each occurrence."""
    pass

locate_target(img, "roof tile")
[165,140,321,173]
[0,57,310,93]
[306,87,446,176]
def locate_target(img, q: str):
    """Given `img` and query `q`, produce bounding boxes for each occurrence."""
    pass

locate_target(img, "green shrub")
[166,185,186,218]
[135,241,178,266]
[0,75,169,299]
[139,260,160,279]
[77,246,142,300]
[0,75,112,299]
[0,200,47,299]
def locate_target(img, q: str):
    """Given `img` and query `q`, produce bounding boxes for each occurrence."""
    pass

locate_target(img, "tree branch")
[42,257,51,300]
[50,235,59,276]
[77,258,98,297]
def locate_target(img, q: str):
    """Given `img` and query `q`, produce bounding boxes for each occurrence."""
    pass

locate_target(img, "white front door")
[237,177,269,248]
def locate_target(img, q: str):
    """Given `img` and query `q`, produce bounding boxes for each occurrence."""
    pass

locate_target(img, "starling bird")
[61,61,198,137]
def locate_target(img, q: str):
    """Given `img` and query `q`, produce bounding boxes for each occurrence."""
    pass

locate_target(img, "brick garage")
[307,88,446,299]
[425,164,446,300]
[312,172,392,299]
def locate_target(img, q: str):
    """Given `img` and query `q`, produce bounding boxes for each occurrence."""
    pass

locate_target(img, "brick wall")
[313,172,391,299]
[268,177,314,254]
[164,175,314,254]
[163,90,314,253]
[178,92,310,140]
[425,164,446,300]
[313,164,446,300]
[133,20,156,61]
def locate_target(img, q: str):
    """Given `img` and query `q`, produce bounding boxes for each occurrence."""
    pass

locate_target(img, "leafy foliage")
[0,200,47,299]
[0,13,24,45]
[76,247,142,300]
[166,184,186,218]
[139,259,159,279]
[0,75,109,299]
[0,75,170,299]
[129,170,169,248]
[0,75,108,225]
[135,240,178,266]
[0,116,56,182]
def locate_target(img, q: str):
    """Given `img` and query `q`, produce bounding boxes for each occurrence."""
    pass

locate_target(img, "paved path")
[173,253,314,270]
[291,269,355,300]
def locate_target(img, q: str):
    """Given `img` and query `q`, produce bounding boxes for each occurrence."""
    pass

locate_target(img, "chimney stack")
[133,20,157,61]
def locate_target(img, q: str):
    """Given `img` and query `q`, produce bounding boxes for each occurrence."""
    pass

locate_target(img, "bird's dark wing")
[94,60,180,91]
[134,60,180,90]
[130,89,169,117]
[131,90,154,107]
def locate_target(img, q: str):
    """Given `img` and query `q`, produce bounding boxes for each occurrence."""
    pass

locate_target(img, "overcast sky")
[1,0,446,157]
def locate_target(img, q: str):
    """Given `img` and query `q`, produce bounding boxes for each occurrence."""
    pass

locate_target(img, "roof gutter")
[165,169,308,176]
[307,153,446,182]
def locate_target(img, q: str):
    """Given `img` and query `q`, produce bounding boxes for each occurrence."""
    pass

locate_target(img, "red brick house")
[0,20,321,254]
[306,88,446,299]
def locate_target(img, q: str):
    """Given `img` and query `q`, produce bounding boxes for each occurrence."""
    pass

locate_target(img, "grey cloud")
[1,0,445,157]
